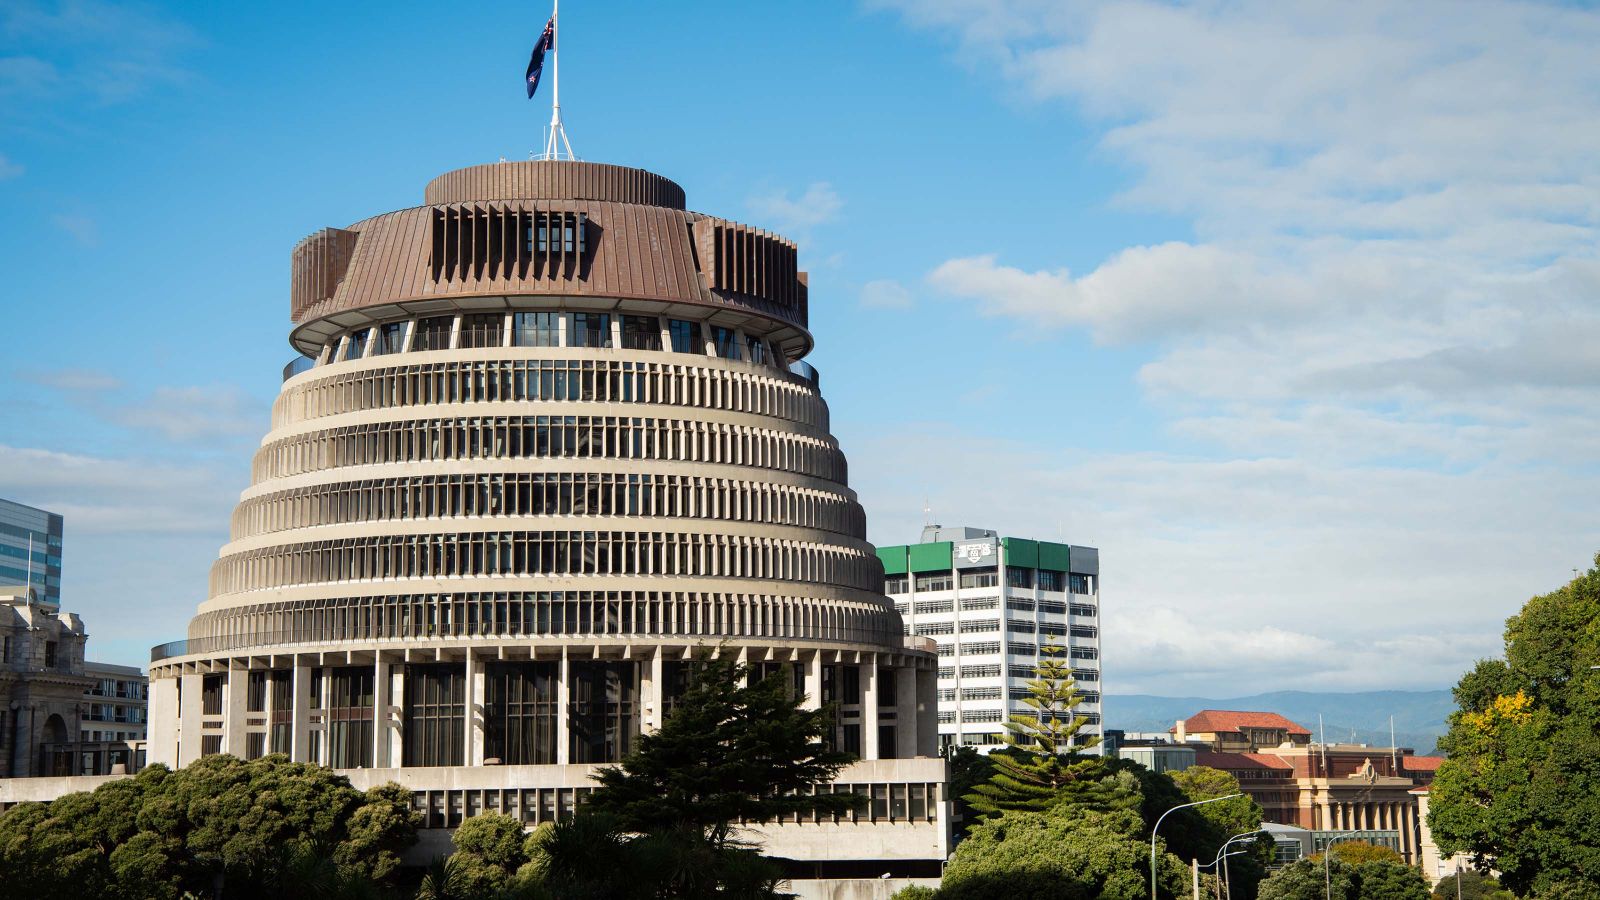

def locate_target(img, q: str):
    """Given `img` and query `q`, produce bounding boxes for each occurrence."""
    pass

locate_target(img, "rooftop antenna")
[1389,715,1398,773]
[541,0,577,161]
[922,498,936,527]
[1318,713,1327,775]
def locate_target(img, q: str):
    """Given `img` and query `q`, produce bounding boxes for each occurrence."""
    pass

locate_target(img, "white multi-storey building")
[879,526,1101,753]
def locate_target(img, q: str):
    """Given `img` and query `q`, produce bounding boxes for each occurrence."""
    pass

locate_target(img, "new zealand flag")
[525,17,555,98]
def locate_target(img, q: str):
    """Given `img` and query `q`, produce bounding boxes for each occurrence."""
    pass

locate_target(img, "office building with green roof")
[877,526,1101,752]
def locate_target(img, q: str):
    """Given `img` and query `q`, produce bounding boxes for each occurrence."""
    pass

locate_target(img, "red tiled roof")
[1194,750,1294,771]
[1402,755,1445,772]
[1173,709,1313,736]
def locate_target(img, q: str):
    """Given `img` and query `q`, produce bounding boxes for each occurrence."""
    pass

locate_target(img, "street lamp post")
[1322,830,1362,900]
[1203,830,1268,900]
[1151,794,1242,900]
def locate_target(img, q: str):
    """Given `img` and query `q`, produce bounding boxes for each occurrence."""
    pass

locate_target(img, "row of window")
[321,313,783,368]
[211,529,882,596]
[895,597,1097,618]
[938,650,1098,679]
[911,620,1098,640]
[278,357,824,431]
[181,590,900,657]
[231,472,864,541]
[254,415,847,484]
[887,569,1094,596]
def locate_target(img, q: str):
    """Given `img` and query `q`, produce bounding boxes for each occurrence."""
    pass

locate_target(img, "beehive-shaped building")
[147,160,946,876]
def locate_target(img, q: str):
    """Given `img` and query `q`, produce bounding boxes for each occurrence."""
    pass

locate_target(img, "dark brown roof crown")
[424,160,685,208]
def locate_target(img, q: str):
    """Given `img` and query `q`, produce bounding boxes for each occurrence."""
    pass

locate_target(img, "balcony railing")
[150,639,188,662]
[787,359,819,388]
[282,355,315,381]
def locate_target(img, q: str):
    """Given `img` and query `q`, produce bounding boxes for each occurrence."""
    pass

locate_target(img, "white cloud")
[748,181,843,235]
[0,444,240,536]
[860,279,915,310]
[113,385,267,442]
[51,212,96,246]
[18,367,121,391]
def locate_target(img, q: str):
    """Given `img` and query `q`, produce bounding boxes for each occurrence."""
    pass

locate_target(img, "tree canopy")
[1428,557,1600,896]
[1257,857,1427,900]
[966,645,1104,816]
[0,754,419,900]
[583,653,860,847]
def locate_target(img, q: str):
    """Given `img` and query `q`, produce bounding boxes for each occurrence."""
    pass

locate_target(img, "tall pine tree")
[966,644,1104,815]
[584,652,862,848]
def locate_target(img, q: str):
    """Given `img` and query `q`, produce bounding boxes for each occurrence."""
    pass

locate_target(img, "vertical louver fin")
[689,217,805,317]
[291,227,359,322]
[427,204,593,285]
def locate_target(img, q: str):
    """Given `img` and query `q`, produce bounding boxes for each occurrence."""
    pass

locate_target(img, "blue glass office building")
[0,499,63,607]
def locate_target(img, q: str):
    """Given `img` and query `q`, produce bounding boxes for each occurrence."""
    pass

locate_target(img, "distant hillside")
[1105,690,1455,755]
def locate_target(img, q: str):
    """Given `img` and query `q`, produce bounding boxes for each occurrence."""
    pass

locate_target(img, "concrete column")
[861,659,879,760]
[801,652,822,711]
[895,667,918,759]
[373,655,391,767]
[467,652,486,766]
[915,666,938,756]
[222,665,249,757]
[389,665,406,766]
[556,651,571,765]
[291,660,312,763]
[643,648,664,733]
[177,672,204,767]
[148,675,180,767]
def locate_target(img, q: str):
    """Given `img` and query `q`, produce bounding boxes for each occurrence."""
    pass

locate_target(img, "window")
[569,661,638,764]
[328,667,374,769]
[202,674,224,716]
[1070,573,1092,594]
[201,735,223,756]
[745,335,769,365]
[570,313,612,348]
[963,618,1000,633]
[960,596,998,611]
[710,325,740,359]
[485,662,558,765]
[459,313,504,348]
[513,312,560,347]
[960,568,998,588]
[246,732,266,760]
[1006,566,1035,589]
[405,664,465,767]
[620,315,662,350]
[883,575,908,593]
[960,642,1001,657]
[344,328,370,360]
[414,316,454,351]
[373,322,408,355]
[1037,569,1065,592]
[667,319,703,354]
[914,572,953,592]
[961,686,1002,700]
[247,671,267,713]
[1006,597,1036,612]
[44,641,57,669]
[913,599,953,615]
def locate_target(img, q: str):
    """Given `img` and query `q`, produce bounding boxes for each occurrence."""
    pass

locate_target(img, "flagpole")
[542,0,576,160]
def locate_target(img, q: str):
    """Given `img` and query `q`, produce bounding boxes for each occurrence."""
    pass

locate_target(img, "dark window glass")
[344,328,370,360]
[404,663,465,767]
[1006,566,1035,589]
[460,313,505,349]
[246,732,266,760]
[1037,569,1065,592]
[484,662,558,765]
[1070,573,1092,594]
[745,335,769,365]
[328,667,374,768]
[667,319,702,354]
[201,735,223,757]
[247,671,267,713]
[513,312,560,347]
[569,661,638,763]
[414,316,454,351]
[711,326,740,359]
[571,313,612,348]
[202,674,224,716]
[373,322,408,355]
[44,641,57,669]
[841,666,861,705]
[879,726,898,760]
[620,315,662,350]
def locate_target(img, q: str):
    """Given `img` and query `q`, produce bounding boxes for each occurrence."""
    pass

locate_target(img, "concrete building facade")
[0,586,90,776]
[877,526,1101,752]
[0,499,63,609]
[82,661,148,744]
[145,159,946,880]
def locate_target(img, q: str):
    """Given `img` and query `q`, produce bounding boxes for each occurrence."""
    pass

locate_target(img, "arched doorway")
[39,713,72,776]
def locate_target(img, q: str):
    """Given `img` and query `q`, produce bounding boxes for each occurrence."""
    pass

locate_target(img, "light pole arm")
[1151,794,1242,900]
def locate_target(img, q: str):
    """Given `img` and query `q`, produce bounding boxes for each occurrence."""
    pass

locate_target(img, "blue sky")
[4,0,1599,696]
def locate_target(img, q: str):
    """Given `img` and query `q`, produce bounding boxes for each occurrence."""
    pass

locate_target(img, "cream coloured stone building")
[145,159,947,882]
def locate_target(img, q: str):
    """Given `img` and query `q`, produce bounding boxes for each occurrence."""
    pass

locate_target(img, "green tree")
[966,645,1103,815]
[1429,870,1513,900]
[945,745,995,840]
[1429,558,1600,896]
[1169,766,1269,899]
[938,806,1192,900]
[0,755,417,900]
[1322,841,1405,866]
[584,653,860,848]
[1259,858,1357,900]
